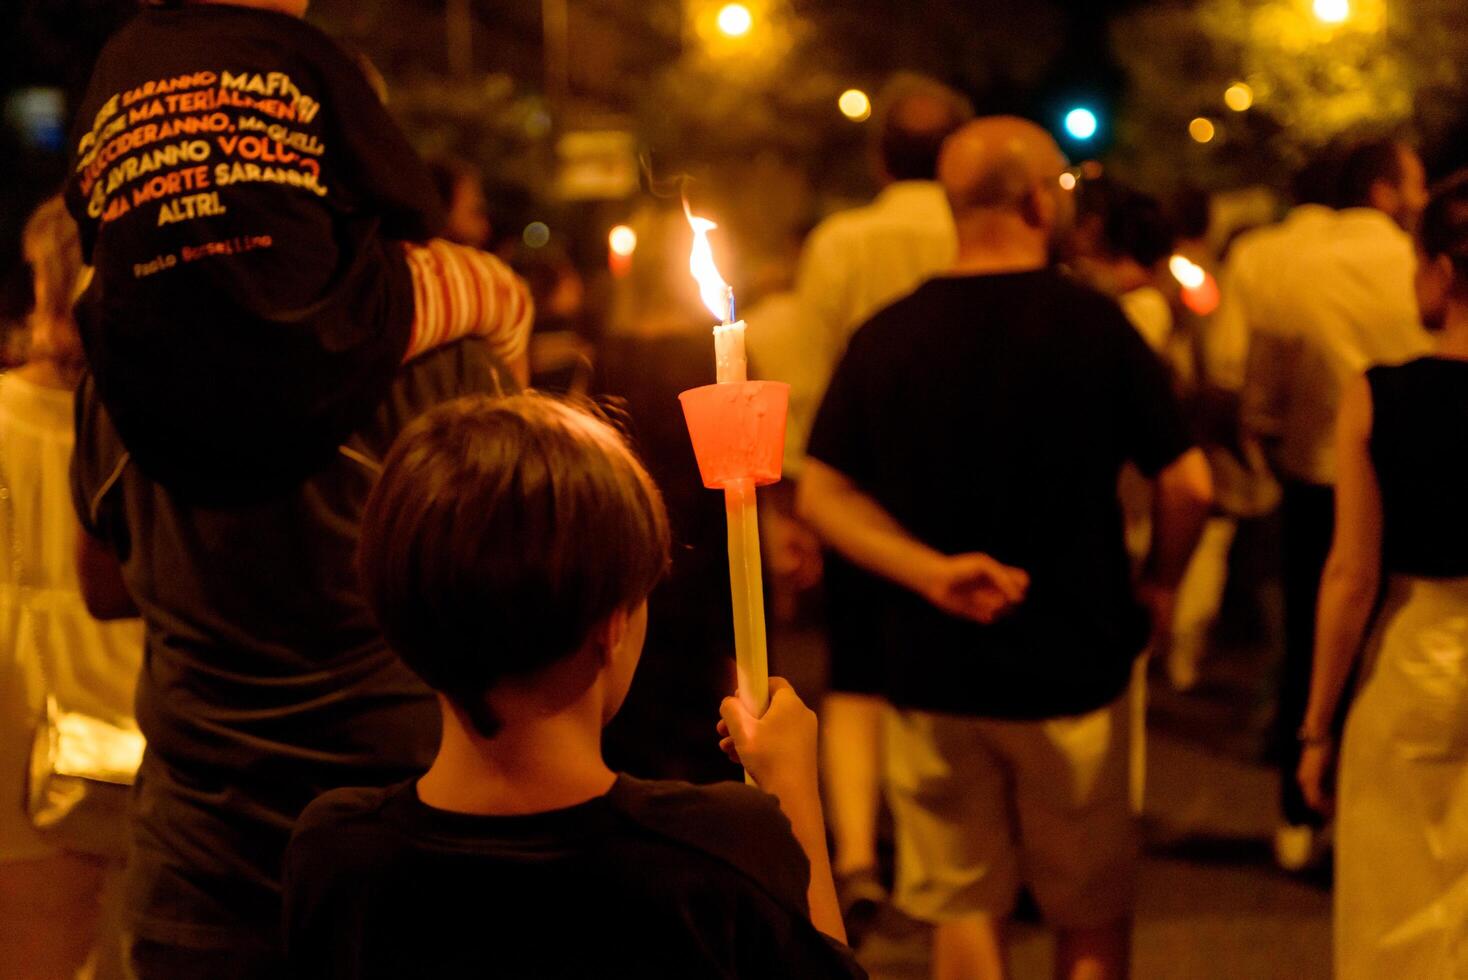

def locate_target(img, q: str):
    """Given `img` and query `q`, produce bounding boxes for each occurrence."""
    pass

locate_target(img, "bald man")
[799,118,1212,980]
[780,72,973,933]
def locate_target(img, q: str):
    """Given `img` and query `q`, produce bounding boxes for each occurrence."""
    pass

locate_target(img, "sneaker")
[1274,823,1315,872]
[835,867,887,947]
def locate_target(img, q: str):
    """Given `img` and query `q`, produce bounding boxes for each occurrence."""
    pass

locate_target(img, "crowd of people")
[3,1,1468,979]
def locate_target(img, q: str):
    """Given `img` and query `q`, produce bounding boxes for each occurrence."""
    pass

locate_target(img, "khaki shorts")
[884,696,1138,929]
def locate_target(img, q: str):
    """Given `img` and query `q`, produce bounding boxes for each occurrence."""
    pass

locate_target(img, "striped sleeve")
[401,239,535,367]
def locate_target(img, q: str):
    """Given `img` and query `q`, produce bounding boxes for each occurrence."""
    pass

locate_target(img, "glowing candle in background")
[608,223,637,278]
[1170,252,1221,316]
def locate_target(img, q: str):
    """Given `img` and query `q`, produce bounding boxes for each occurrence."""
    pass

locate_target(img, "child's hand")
[719,678,846,944]
[717,677,818,799]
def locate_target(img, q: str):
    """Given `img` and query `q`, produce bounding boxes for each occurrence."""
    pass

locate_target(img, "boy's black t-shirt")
[806,270,1192,720]
[284,776,866,980]
[64,4,446,502]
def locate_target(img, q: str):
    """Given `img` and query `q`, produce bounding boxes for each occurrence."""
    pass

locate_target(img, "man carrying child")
[67,0,534,973]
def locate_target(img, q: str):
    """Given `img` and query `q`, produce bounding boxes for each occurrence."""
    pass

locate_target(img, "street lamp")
[716,3,753,38]
[838,89,872,122]
[1313,0,1349,24]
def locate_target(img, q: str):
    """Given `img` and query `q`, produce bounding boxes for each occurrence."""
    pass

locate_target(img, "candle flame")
[1169,254,1206,290]
[684,199,734,323]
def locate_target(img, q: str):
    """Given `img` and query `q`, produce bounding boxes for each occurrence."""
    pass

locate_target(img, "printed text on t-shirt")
[74,70,328,233]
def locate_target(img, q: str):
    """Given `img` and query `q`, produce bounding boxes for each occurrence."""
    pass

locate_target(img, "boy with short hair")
[65,0,532,502]
[283,394,864,978]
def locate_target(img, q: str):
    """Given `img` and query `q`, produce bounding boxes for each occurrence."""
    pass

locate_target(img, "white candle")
[713,320,747,384]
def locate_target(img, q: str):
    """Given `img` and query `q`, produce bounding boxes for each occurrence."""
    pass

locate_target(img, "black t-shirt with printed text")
[806,269,1193,719]
[65,4,445,502]
[284,775,867,980]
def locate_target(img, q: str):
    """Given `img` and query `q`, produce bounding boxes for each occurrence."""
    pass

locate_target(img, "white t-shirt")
[1210,205,1432,484]
[789,181,957,467]
[1119,285,1174,356]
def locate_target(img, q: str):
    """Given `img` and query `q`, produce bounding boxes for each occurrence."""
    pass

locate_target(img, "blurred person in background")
[501,236,592,395]
[1070,180,1181,567]
[594,201,739,785]
[1071,179,1178,361]
[1214,138,1433,871]
[788,72,973,932]
[427,156,493,251]
[510,242,586,336]
[0,197,143,980]
[1069,180,1187,808]
[1074,182,1253,695]
[1297,172,1468,980]
[743,231,826,630]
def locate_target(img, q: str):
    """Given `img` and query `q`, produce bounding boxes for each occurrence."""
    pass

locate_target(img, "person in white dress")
[1298,172,1468,979]
[0,198,143,979]
[1217,140,1433,871]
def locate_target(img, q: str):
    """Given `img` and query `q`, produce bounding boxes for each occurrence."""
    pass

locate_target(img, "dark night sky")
[3,0,1461,296]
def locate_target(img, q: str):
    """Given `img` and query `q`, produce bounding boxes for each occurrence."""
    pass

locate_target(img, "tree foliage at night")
[1112,0,1468,191]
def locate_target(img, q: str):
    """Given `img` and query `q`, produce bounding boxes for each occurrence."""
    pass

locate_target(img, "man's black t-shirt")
[284,776,866,979]
[71,340,507,948]
[806,270,1192,719]
[65,4,445,501]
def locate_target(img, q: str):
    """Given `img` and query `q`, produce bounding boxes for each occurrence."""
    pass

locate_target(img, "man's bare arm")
[796,458,1027,623]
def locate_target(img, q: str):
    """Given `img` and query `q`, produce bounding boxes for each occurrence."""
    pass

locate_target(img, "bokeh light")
[1188,117,1217,144]
[838,89,872,122]
[1063,108,1098,141]
[1058,172,1078,191]
[608,225,638,257]
[523,222,551,248]
[1313,0,1350,24]
[524,109,553,138]
[1224,82,1254,112]
[716,3,753,37]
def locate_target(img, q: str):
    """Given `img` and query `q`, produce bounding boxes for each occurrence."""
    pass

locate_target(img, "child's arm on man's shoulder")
[718,678,847,946]
[401,240,534,384]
